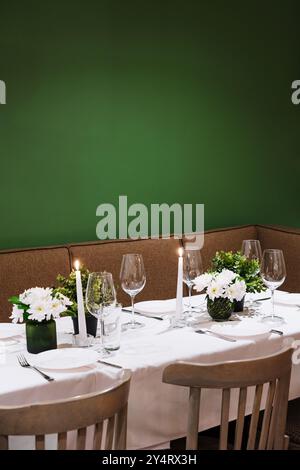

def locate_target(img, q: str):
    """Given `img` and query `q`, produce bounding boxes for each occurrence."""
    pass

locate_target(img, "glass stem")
[271,289,275,319]
[131,295,136,326]
[100,316,105,349]
[188,285,192,311]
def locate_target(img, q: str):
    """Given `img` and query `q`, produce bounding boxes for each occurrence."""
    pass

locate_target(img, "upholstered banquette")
[0,224,299,323]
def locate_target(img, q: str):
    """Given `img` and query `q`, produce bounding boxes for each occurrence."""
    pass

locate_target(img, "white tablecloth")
[1,291,300,449]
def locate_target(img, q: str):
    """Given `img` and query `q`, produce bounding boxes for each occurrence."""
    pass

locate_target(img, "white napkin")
[126,300,176,318]
[274,293,300,307]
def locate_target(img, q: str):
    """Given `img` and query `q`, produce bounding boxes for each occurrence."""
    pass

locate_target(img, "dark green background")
[0,0,299,250]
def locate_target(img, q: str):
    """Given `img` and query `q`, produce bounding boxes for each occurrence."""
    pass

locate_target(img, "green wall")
[0,0,299,250]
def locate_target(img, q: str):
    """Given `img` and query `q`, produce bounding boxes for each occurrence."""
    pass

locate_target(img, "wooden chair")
[163,348,293,450]
[0,369,131,450]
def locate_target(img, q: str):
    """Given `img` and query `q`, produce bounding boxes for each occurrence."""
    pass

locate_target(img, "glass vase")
[26,319,57,354]
[207,297,234,322]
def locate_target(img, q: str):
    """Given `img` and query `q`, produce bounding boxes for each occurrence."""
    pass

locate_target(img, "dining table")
[1,290,300,450]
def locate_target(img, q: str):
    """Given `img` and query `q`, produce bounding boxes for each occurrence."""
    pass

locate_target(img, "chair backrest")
[163,348,293,450]
[0,370,131,450]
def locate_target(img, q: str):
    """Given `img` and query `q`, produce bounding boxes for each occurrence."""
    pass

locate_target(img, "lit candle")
[175,248,184,322]
[74,260,87,344]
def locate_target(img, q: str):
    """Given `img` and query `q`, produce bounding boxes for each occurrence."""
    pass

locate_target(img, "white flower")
[12,287,72,323]
[27,299,53,322]
[20,287,53,306]
[225,279,246,301]
[193,273,213,292]
[207,280,224,300]
[215,269,237,286]
[48,299,67,320]
[56,293,73,307]
[10,305,24,323]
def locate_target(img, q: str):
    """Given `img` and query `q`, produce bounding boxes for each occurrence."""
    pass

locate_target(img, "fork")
[17,354,54,382]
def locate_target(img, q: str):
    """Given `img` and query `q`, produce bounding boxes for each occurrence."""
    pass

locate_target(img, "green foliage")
[53,267,114,317]
[211,251,266,293]
[53,267,90,317]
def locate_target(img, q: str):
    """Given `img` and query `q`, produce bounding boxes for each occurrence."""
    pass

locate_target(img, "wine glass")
[183,249,203,317]
[241,240,262,312]
[260,249,286,324]
[120,254,146,330]
[85,272,116,355]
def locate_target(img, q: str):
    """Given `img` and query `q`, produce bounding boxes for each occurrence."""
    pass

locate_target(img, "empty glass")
[120,254,146,330]
[85,272,116,355]
[183,249,203,317]
[102,303,122,351]
[260,249,286,324]
[241,240,262,312]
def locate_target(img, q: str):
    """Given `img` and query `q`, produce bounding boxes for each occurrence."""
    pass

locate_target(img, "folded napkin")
[274,293,300,306]
[125,300,176,318]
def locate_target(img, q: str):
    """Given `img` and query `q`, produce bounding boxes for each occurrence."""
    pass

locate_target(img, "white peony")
[9,305,24,323]
[207,280,224,300]
[193,273,213,292]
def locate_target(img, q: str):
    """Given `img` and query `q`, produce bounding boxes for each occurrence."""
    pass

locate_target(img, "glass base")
[170,318,186,328]
[261,315,284,325]
[122,320,144,331]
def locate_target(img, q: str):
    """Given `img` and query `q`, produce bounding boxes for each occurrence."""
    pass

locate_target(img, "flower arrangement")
[211,251,266,293]
[9,287,72,323]
[194,269,247,302]
[194,269,247,321]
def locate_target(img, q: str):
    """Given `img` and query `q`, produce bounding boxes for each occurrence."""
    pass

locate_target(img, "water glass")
[102,303,122,351]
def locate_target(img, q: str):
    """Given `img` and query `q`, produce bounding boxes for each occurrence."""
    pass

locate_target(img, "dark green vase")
[72,314,98,337]
[26,319,57,354]
[233,296,245,313]
[207,297,234,322]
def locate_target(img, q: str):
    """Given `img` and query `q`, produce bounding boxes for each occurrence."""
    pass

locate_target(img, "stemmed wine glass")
[120,254,146,330]
[241,240,262,312]
[85,272,116,355]
[183,250,203,317]
[260,249,286,324]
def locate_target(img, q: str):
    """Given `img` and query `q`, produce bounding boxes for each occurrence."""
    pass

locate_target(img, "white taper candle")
[74,260,87,343]
[175,248,184,321]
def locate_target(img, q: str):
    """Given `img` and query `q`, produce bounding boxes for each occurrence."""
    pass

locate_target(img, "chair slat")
[94,422,103,450]
[105,416,115,450]
[234,387,247,450]
[0,435,8,450]
[57,432,67,450]
[77,427,87,450]
[35,434,45,450]
[273,373,291,450]
[247,383,263,450]
[115,405,128,450]
[220,389,230,450]
[259,380,276,450]
[186,387,201,450]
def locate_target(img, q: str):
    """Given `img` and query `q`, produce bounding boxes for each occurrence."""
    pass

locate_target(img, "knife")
[122,308,164,321]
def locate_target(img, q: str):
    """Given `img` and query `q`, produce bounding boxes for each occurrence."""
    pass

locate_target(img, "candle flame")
[74,259,80,271]
[178,247,184,257]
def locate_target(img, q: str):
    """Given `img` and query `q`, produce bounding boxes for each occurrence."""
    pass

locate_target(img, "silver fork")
[17,354,54,382]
